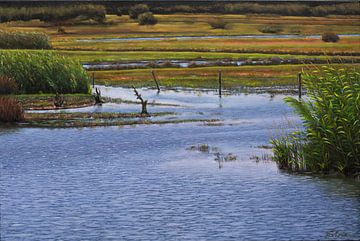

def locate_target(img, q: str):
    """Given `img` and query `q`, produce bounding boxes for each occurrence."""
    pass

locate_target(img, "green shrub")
[322,32,340,43]
[272,66,360,176]
[0,76,18,94]
[0,51,90,94]
[137,12,158,25]
[0,96,24,123]
[0,31,52,49]
[258,25,283,34]
[0,4,106,23]
[208,18,228,29]
[129,4,149,19]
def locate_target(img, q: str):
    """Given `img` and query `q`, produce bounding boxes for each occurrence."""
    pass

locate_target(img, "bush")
[0,31,52,49]
[272,66,360,176]
[128,4,149,19]
[208,18,228,29]
[0,96,24,123]
[0,4,106,23]
[116,7,124,16]
[57,26,66,34]
[138,12,158,26]
[322,32,340,43]
[258,25,283,34]
[0,51,90,94]
[0,76,18,94]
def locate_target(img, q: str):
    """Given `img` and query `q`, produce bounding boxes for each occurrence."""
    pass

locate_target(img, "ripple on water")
[1,88,360,240]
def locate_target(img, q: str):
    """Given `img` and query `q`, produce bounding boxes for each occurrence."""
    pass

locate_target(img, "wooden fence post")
[151,70,160,92]
[298,72,302,99]
[92,72,95,88]
[218,69,222,98]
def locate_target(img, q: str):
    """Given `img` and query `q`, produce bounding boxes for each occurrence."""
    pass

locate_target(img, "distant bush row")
[0,4,106,23]
[149,3,359,16]
[0,51,90,94]
[0,31,52,49]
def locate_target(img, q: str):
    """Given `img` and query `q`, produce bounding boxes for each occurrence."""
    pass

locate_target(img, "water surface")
[1,88,359,240]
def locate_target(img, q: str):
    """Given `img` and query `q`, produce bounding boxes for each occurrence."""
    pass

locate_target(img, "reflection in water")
[1,86,360,240]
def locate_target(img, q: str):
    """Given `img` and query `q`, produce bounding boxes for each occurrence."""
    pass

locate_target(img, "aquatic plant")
[0,50,90,94]
[272,66,360,176]
[0,76,18,95]
[0,31,52,49]
[0,96,24,123]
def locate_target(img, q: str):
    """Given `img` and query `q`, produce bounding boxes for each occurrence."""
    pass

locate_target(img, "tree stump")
[132,86,150,116]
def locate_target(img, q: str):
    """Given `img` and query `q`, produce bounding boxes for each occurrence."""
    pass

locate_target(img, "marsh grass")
[0,76,18,95]
[0,51,90,94]
[0,31,52,49]
[272,66,360,176]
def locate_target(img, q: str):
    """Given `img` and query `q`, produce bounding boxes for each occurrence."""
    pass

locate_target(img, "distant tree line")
[115,2,359,16]
[0,2,358,24]
[0,4,106,23]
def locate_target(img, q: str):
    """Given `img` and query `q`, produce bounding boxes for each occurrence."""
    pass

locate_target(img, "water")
[1,87,359,240]
[83,59,247,70]
[76,34,360,43]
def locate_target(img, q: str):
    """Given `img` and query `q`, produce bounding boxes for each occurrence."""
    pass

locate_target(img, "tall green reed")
[0,50,90,94]
[272,66,360,176]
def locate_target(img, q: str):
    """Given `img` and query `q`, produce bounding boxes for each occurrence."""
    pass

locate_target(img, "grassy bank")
[92,64,360,89]
[2,14,358,38]
[54,37,360,56]
[17,94,94,110]
[21,111,217,128]
[57,50,360,63]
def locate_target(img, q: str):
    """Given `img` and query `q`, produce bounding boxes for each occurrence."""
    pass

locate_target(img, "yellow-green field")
[92,64,360,89]
[1,14,359,89]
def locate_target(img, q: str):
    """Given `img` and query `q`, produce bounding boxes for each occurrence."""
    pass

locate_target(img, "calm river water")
[1,87,359,240]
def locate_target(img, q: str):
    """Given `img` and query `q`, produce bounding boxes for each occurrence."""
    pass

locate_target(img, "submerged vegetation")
[0,31,52,49]
[272,66,360,177]
[0,51,90,94]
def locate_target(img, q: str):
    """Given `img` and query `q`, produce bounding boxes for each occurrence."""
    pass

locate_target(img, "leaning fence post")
[218,69,222,98]
[151,70,160,92]
[298,72,302,99]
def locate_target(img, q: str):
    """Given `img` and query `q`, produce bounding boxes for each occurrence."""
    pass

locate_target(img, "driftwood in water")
[54,93,64,108]
[94,88,104,104]
[151,70,161,93]
[132,86,150,116]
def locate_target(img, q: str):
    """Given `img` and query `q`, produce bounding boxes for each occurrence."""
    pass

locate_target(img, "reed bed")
[272,66,360,177]
[0,76,18,94]
[0,50,90,94]
[0,31,52,49]
[0,96,24,123]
